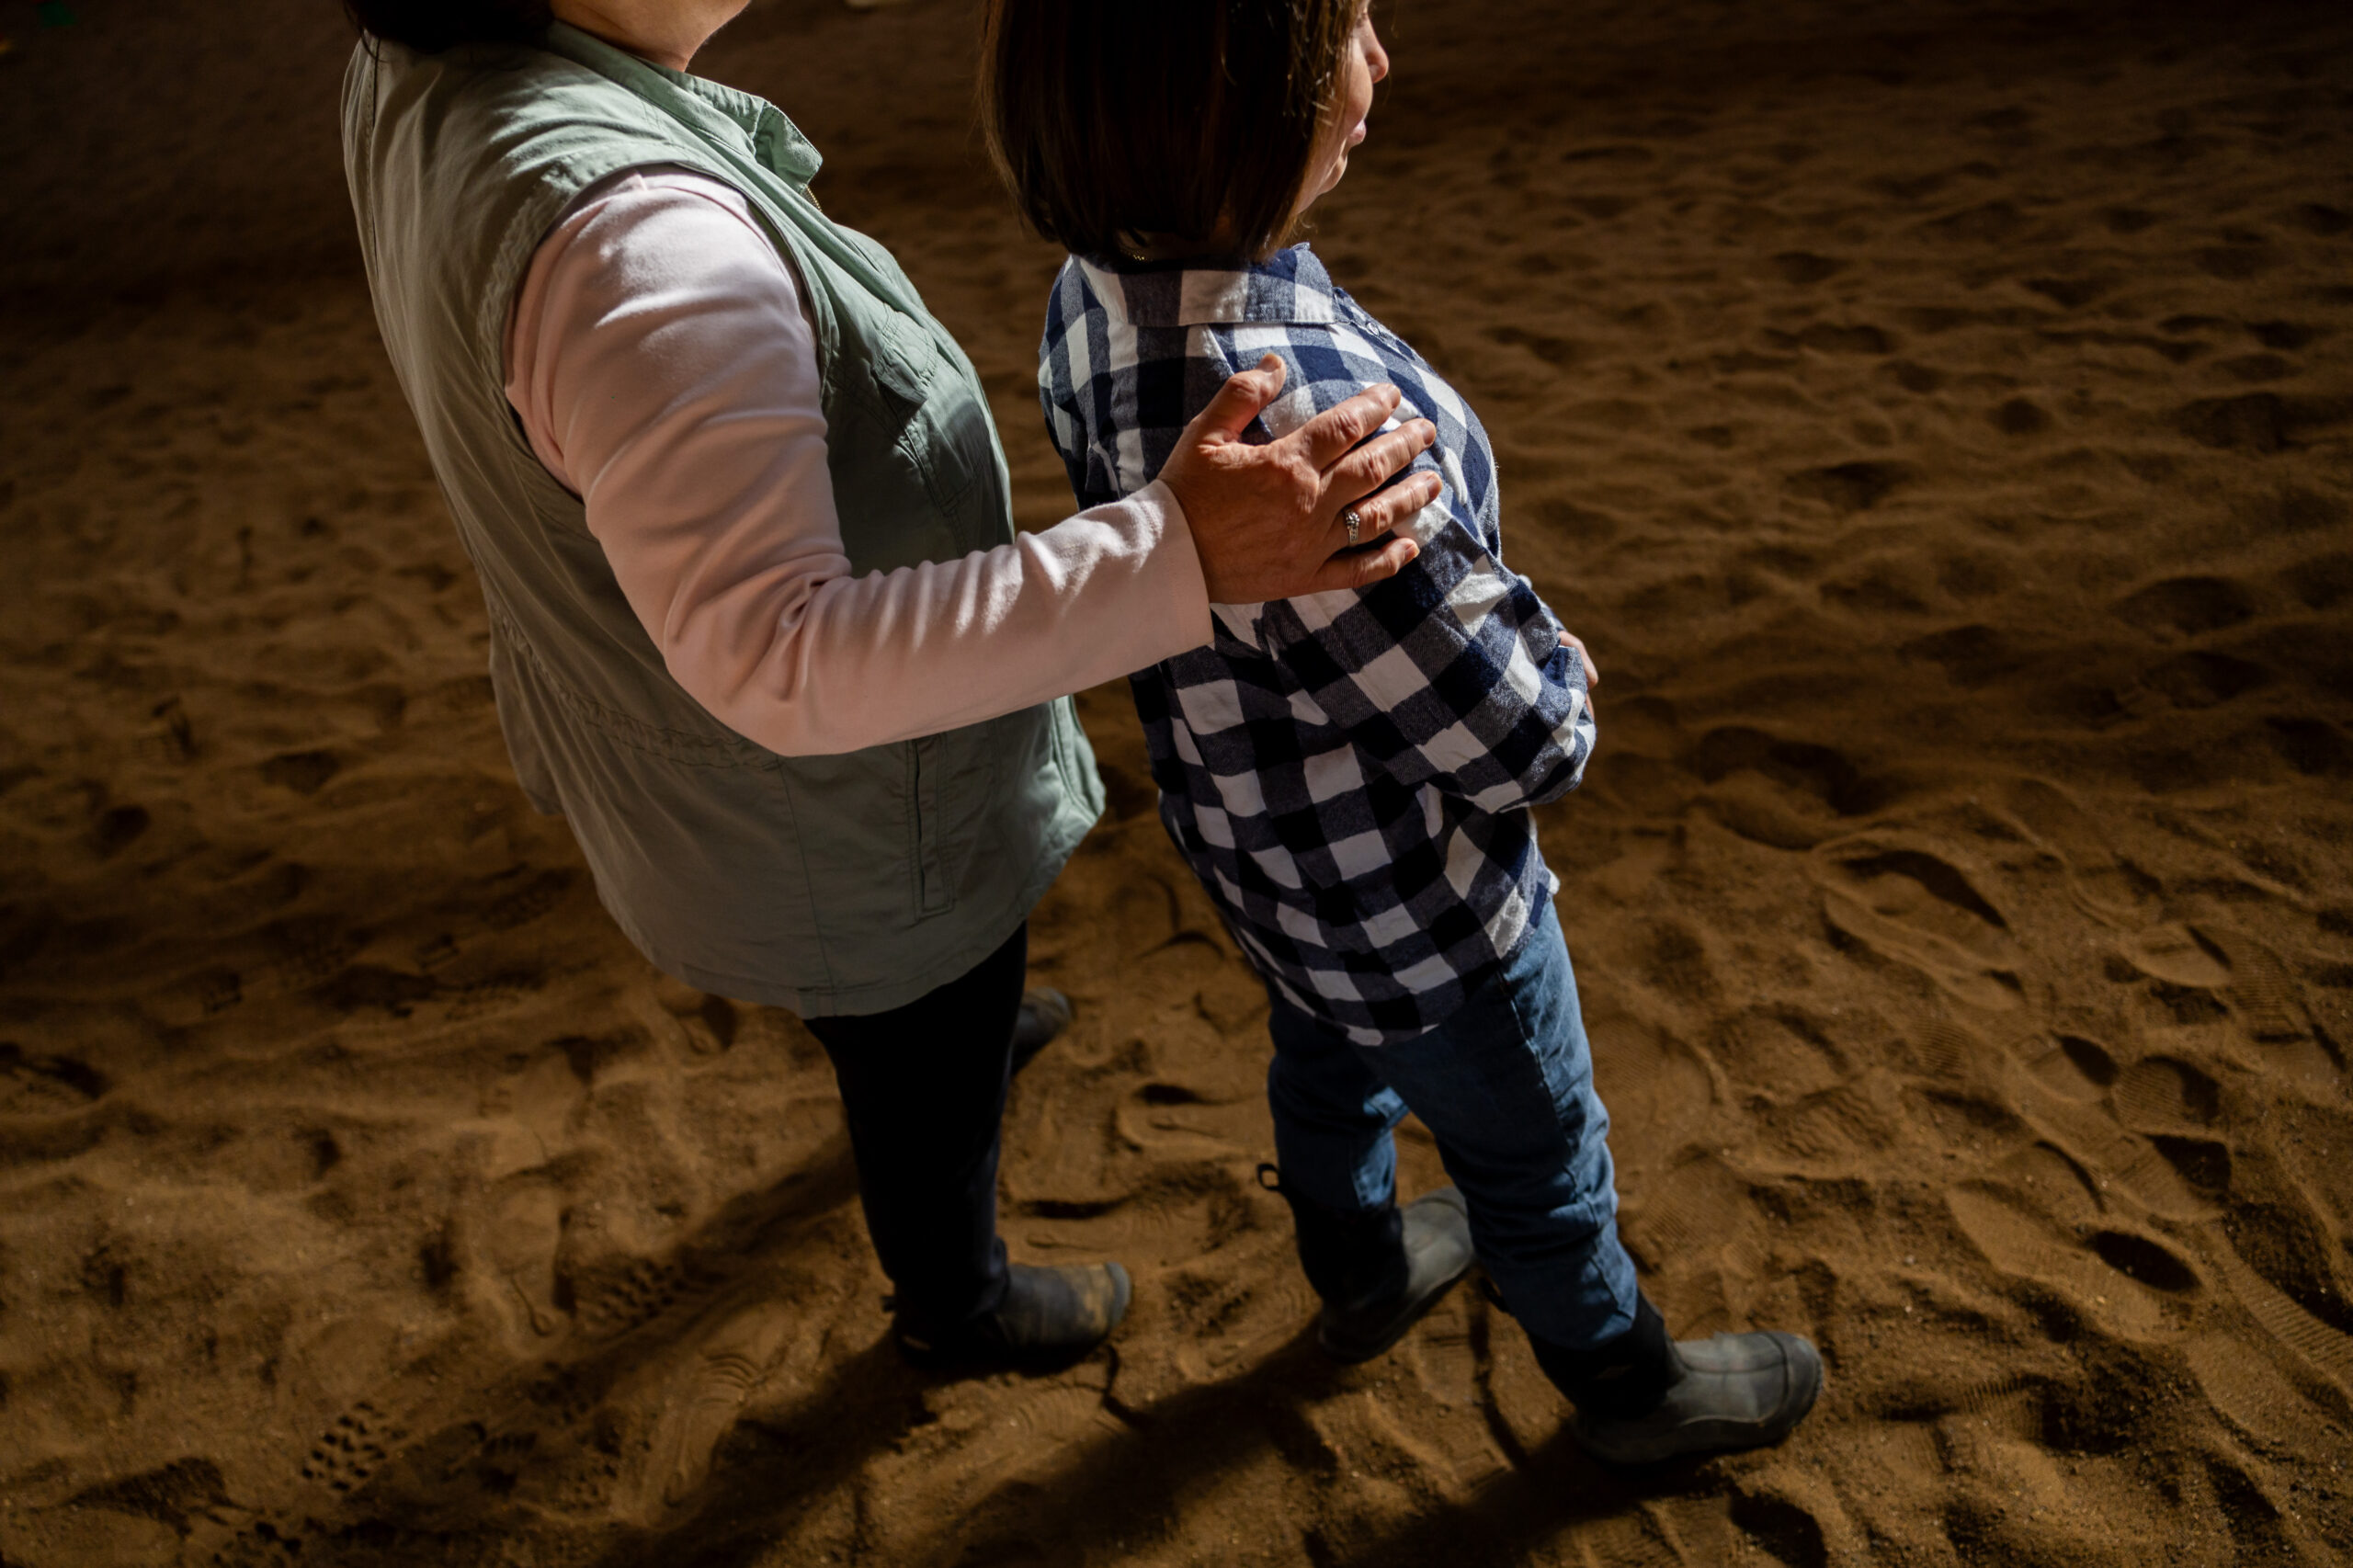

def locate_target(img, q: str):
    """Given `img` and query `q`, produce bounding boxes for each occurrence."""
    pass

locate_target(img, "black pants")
[803,922,1027,1338]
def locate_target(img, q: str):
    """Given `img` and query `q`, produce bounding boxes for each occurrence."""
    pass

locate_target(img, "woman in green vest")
[341,0,1440,1367]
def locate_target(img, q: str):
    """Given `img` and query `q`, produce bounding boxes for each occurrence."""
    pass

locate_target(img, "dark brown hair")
[980,0,1361,264]
[341,0,551,53]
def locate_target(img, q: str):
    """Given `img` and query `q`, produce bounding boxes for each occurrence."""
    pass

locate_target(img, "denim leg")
[1265,994,1409,1216]
[1365,902,1641,1349]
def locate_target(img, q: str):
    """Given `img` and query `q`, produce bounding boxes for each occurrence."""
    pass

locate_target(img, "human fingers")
[1287,381,1404,470]
[1305,534,1419,594]
[1184,354,1290,446]
[1322,417,1436,507]
[1329,470,1443,553]
[1560,630,1601,691]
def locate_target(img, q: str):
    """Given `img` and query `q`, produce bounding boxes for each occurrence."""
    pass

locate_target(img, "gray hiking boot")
[1534,1293,1824,1463]
[1011,988,1073,1074]
[1323,1186,1476,1362]
[896,1261,1131,1372]
[1260,1165,1476,1363]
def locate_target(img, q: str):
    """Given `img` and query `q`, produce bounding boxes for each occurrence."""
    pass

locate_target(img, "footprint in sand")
[1402,1294,1481,1415]
[626,1300,796,1518]
[192,966,244,1016]
[1989,1142,2103,1227]
[567,1252,730,1341]
[2022,1034,2119,1102]
[1809,836,2024,1011]
[2137,649,2270,710]
[0,1042,109,1116]
[2111,1055,2222,1131]
[481,1181,567,1339]
[1726,1488,1837,1568]
[1620,1153,1768,1282]
[2115,924,2337,1079]
[2202,1239,2353,1406]
[1594,1006,1717,1145]
[481,868,578,933]
[2013,1073,2209,1222]
[298,1399,404,1496]
[1949,1183,2200,1340]
[1998,778,2161,930]
[263,917,367,991]
[1787,460,1916,515]
[64,1456,236,1544]
[1757,1082,1899,1167]
[1684,725,1893,850]
[2282,546,2353,613]
[1163,1264,1272,1355]
[2183,1329,2331,1450]
[2116,923,2233,990]
[2148,1134,2232,1200]
[210,1515,305,1568]
[2202,927,2337,1069]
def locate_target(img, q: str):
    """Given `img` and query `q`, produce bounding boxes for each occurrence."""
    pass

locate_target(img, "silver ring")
[1342,506,1362,547]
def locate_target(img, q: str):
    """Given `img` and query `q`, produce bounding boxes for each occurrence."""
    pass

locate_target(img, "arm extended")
[506,172,1210,756]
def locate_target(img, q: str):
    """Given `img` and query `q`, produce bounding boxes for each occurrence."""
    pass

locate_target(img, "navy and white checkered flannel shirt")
[1038,245,1596,1045]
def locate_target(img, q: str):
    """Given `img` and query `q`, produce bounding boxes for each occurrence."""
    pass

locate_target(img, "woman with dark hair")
[340,0,1442,1369]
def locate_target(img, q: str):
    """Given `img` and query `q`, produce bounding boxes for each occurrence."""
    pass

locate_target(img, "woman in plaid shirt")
[983,0,1822,1462]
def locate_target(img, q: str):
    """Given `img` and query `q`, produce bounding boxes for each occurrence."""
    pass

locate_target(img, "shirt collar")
[1078,245,1338,330]
[542,21,824,187]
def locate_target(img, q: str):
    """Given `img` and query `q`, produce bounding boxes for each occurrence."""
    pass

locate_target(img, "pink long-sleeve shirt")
[502,169,1212,756]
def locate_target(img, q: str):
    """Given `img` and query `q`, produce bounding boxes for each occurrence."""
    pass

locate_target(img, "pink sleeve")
[503,171,1211,756]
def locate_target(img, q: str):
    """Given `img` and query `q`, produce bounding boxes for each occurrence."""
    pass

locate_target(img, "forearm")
[678,482,1207,755]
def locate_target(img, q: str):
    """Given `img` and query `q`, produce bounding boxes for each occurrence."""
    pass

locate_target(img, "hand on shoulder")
[1159,356,1441,603]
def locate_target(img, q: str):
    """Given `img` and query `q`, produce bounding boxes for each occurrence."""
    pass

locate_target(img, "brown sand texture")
[4,0,2352,1562]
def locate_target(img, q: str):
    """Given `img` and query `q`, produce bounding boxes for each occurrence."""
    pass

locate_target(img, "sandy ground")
[3,0,2351,1562]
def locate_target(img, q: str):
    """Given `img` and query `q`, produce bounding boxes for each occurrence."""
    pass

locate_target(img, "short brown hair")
[980,0,1361,264]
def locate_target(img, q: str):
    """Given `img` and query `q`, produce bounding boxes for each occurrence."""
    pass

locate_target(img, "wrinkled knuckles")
[1281,457,1323,507]
[1346,541,1414,587]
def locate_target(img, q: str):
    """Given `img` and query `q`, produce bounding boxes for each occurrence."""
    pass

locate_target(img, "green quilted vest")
[342,24,1103,1015]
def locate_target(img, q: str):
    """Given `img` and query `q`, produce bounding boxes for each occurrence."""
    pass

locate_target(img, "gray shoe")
[1319,1185,1475,1362]
[896,1261,1131,1372]
[1569,1329,1823,1464]
[1011,988,1073,1074]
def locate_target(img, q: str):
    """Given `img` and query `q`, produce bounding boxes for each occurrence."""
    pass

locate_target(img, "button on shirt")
[1038,246,1597,1045]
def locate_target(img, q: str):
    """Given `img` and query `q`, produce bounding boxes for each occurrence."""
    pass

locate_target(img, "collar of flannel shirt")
[1075,245,1342,331]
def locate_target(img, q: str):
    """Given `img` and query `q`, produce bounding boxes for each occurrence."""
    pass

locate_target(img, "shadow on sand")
[625,1315,1723,1568]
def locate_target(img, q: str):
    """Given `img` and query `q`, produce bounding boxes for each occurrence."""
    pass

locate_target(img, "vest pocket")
[870,323,933,423]
[907,734,952,918]
[873,317,985,526]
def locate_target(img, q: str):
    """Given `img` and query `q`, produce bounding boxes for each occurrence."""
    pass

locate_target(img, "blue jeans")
[1263,899,1640,1349]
